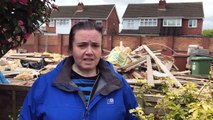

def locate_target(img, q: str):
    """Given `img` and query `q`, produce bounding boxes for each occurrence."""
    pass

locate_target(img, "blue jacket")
[19,56,139,120]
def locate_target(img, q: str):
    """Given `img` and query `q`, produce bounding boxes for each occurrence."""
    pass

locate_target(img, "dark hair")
[68,21,103,52]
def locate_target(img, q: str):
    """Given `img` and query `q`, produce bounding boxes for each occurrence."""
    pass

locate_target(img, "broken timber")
[146,55,155,86]
[142,45,182,87]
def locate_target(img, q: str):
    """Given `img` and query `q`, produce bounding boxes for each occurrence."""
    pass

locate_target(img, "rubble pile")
[105,44,213,92]
[105,44,213,115]
[0,50,66,86]
[0,45,212,117]
[0,45,212,90]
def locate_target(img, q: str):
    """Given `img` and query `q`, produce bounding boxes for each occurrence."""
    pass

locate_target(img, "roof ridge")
[128,2,202,5]
[57,4,115,7]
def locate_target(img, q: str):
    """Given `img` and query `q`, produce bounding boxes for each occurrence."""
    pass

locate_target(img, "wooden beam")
[120,57,146,72]
[146,55,155,86]
[142,45,182,87]
[132,71,143,79]
[172,70,191,75]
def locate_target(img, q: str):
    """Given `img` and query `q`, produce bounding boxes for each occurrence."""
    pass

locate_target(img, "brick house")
[45,2,120,35]
[120,0,204,36]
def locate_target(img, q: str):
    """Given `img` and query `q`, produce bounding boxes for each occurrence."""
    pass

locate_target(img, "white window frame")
[140,19,157,27]
[96,20,102,26]
[127,20,135,28]
[188,19,197,28]
[163,18,182,27]
[56,19,70,26]
[49,19,54,27]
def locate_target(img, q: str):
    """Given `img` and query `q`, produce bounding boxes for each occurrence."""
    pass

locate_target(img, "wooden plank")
[142,45,182,87]
[0,84,29,120]
[6,56,26,59]
[164,61,173,71]
[120,56,146,70]
[143,94,164,102]
[12,91,16,120]
[124,59,146,72]
[2,71,20,76]
[126,79,146,85]
[7,56,54,63]
[172,64,179,71]
[9,53,52,58]
[175,76,211,82]
[0,84,30,91]
[172,70,191,75]
[9,53,35,57]
[146,55,155,86]
[132,71,143,79]
[178,80,205,86]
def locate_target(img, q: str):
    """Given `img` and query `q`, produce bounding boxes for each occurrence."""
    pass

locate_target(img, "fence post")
[34,33,39,52]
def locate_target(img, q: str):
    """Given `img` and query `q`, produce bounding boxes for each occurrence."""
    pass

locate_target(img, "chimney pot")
[159,0,166,10]
[77,2,84,12]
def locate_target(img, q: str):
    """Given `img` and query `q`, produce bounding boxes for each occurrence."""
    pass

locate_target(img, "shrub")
[0,0,58,58]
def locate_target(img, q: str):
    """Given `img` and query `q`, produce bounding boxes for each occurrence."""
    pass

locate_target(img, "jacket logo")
[107,98,114,104]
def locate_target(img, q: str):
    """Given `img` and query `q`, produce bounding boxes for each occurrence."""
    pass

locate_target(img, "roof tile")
[123,2,204,18]
[51,4,115,19]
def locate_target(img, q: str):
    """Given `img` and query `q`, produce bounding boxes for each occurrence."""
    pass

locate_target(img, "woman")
[20,21,139,120]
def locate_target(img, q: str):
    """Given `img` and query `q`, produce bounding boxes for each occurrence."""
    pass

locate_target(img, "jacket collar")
[52,56,123,96]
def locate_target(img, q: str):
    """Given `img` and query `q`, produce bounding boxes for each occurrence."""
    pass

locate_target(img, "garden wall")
[20,34,213,56]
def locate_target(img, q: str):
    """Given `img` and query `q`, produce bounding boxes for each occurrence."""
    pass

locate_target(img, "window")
[188,19,197,28]
[127,20,134,28]
[49,19,54,27]
[56,19,70,26]
[96,20,102,26]
[140,19,157,26]
[74,19,88,25]
[122,19,138,29]
[163,19,182,27]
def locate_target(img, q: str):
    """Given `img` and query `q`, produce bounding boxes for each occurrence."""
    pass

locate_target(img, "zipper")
[83,74,100,119]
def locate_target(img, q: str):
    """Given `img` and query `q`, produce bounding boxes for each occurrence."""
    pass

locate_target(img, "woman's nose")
[85,47,93,54]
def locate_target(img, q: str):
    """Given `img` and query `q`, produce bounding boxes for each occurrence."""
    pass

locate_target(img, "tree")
[202,29,213,37]
[0,0,58,58]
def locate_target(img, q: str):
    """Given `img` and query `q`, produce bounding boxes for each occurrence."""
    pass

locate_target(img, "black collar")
[52,56,123,95]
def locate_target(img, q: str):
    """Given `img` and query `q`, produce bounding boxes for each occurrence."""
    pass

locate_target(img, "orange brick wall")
[107,7,119,35]
[20,34,213,57]
[209,38,213,51]
[174,37,203,52]
[112,36,141,49]
[141,36,168,51]
[46,26,56,33]
[182,19,203,35]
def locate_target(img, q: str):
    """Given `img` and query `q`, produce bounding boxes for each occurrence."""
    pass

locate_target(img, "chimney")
[76,2,84,12]
[159,0,166,10]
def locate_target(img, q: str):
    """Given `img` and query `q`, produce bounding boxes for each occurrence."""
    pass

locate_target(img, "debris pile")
[0,44,212,90]
[0,50,66,86]
[105,44,213,90]
[106,44,213,115]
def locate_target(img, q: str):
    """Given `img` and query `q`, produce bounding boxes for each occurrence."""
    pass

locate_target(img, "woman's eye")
[92,44,100,48]
[77,43,100,49]
[78,44,86,48]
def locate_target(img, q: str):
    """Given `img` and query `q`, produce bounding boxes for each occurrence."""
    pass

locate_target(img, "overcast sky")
[54,0,213,30]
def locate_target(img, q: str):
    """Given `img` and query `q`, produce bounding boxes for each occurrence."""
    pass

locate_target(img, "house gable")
[121,1,204,36]
[122,2,204,18]
[46,4,119,35]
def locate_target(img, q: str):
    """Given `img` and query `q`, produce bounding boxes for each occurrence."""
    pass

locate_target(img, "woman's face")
[71,29,102,74]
